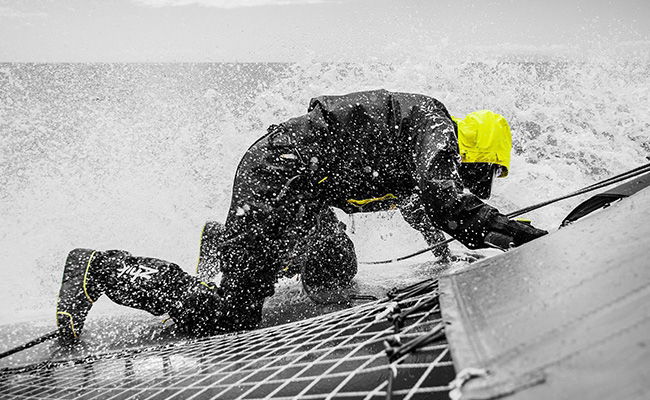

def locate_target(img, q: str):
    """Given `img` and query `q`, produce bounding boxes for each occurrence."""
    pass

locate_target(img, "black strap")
[360,162,650,265]
[0,330,58,360]
[561,170,650,226]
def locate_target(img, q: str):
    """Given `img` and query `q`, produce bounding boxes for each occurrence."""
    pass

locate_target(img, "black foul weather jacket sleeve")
[398,96,505,250]
[304,90,544,250]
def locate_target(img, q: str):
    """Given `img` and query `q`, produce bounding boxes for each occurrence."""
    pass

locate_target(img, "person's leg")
[56,248,221,343]
[213,131,303,331]
[217,242,276,331]
[215,121,332,330]
[216,199,316,330]
[292,208,358,295]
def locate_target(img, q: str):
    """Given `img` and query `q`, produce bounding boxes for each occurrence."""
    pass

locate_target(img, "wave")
[0,55,648,322]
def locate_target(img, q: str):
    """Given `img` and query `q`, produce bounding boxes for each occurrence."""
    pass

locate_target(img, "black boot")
[56,249,224,343]
[56,249,104,344]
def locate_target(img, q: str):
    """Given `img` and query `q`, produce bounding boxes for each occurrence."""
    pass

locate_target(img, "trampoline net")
[0,279,455,400]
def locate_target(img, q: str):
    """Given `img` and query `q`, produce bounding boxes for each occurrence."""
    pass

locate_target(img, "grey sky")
[0,0,648,61]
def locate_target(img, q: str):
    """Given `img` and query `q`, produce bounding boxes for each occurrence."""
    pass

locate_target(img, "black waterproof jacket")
[274,89,493,248]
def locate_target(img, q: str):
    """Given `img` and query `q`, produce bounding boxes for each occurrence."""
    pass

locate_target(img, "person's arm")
[408,102,546,249]
[398,194,451,260]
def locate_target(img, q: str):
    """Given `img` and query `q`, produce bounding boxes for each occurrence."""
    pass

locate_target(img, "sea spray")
[0,56,648,323]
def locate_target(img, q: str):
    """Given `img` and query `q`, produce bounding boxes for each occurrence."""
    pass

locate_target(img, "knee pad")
[298,229,357,291]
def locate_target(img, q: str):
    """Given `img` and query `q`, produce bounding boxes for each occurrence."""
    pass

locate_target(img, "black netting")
[0,279,454,400]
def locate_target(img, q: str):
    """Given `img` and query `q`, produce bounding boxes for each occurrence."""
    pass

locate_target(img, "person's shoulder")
[390,91,438,103]
[311,89,390,102]
[307,89,391,111]
[387,92,446,116]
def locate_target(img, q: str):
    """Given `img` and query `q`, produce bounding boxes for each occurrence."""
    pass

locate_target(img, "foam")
[0,55,648,323]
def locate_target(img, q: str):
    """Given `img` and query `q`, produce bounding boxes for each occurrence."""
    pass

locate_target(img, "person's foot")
[56,249,103,344]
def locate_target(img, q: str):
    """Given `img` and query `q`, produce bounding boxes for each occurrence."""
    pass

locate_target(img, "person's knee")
[221,268,276,301]
[219,244,278,300]
[217,267,271,332]
[169,282,224,336]
[298,228,358,290]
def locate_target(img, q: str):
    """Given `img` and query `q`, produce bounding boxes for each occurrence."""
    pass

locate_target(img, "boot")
[55,249,103,344]
[56,248,224,344]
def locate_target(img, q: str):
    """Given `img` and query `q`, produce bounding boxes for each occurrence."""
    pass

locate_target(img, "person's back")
[277,89,455,213]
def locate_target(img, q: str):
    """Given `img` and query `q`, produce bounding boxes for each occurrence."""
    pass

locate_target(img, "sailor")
[55,89,547,342]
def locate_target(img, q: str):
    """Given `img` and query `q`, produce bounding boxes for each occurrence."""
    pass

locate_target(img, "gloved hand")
[484,214,548,249]
[447,204,547,250]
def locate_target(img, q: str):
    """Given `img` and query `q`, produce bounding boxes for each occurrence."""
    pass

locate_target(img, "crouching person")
[55,89,547,343]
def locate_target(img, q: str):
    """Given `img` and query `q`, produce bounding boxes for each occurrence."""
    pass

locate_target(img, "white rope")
[448,367,488,400]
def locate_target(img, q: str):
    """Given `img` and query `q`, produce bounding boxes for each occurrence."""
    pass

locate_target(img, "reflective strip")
[200,281,215,290]
[83,250,98,304]
[347,193,397,207]
[56,311,78,338]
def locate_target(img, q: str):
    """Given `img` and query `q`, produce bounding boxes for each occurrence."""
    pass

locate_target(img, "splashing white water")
[0,54,648,325]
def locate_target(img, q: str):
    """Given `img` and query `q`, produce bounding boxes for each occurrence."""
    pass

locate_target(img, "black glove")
[484,232,517,249]
[485,214,548,248]
[447,204,547,250]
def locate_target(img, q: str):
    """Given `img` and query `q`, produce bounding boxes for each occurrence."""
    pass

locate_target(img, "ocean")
[1,58,648,325]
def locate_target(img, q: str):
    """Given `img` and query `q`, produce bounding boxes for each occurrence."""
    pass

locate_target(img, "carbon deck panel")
[440,187,650,399]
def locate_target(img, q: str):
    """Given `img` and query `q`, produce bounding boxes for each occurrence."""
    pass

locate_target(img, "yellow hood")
[451,110,512,177]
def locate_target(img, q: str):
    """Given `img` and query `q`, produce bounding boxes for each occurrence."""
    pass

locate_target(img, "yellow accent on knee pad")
[347,193,397,207]
[200,281,215,290]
